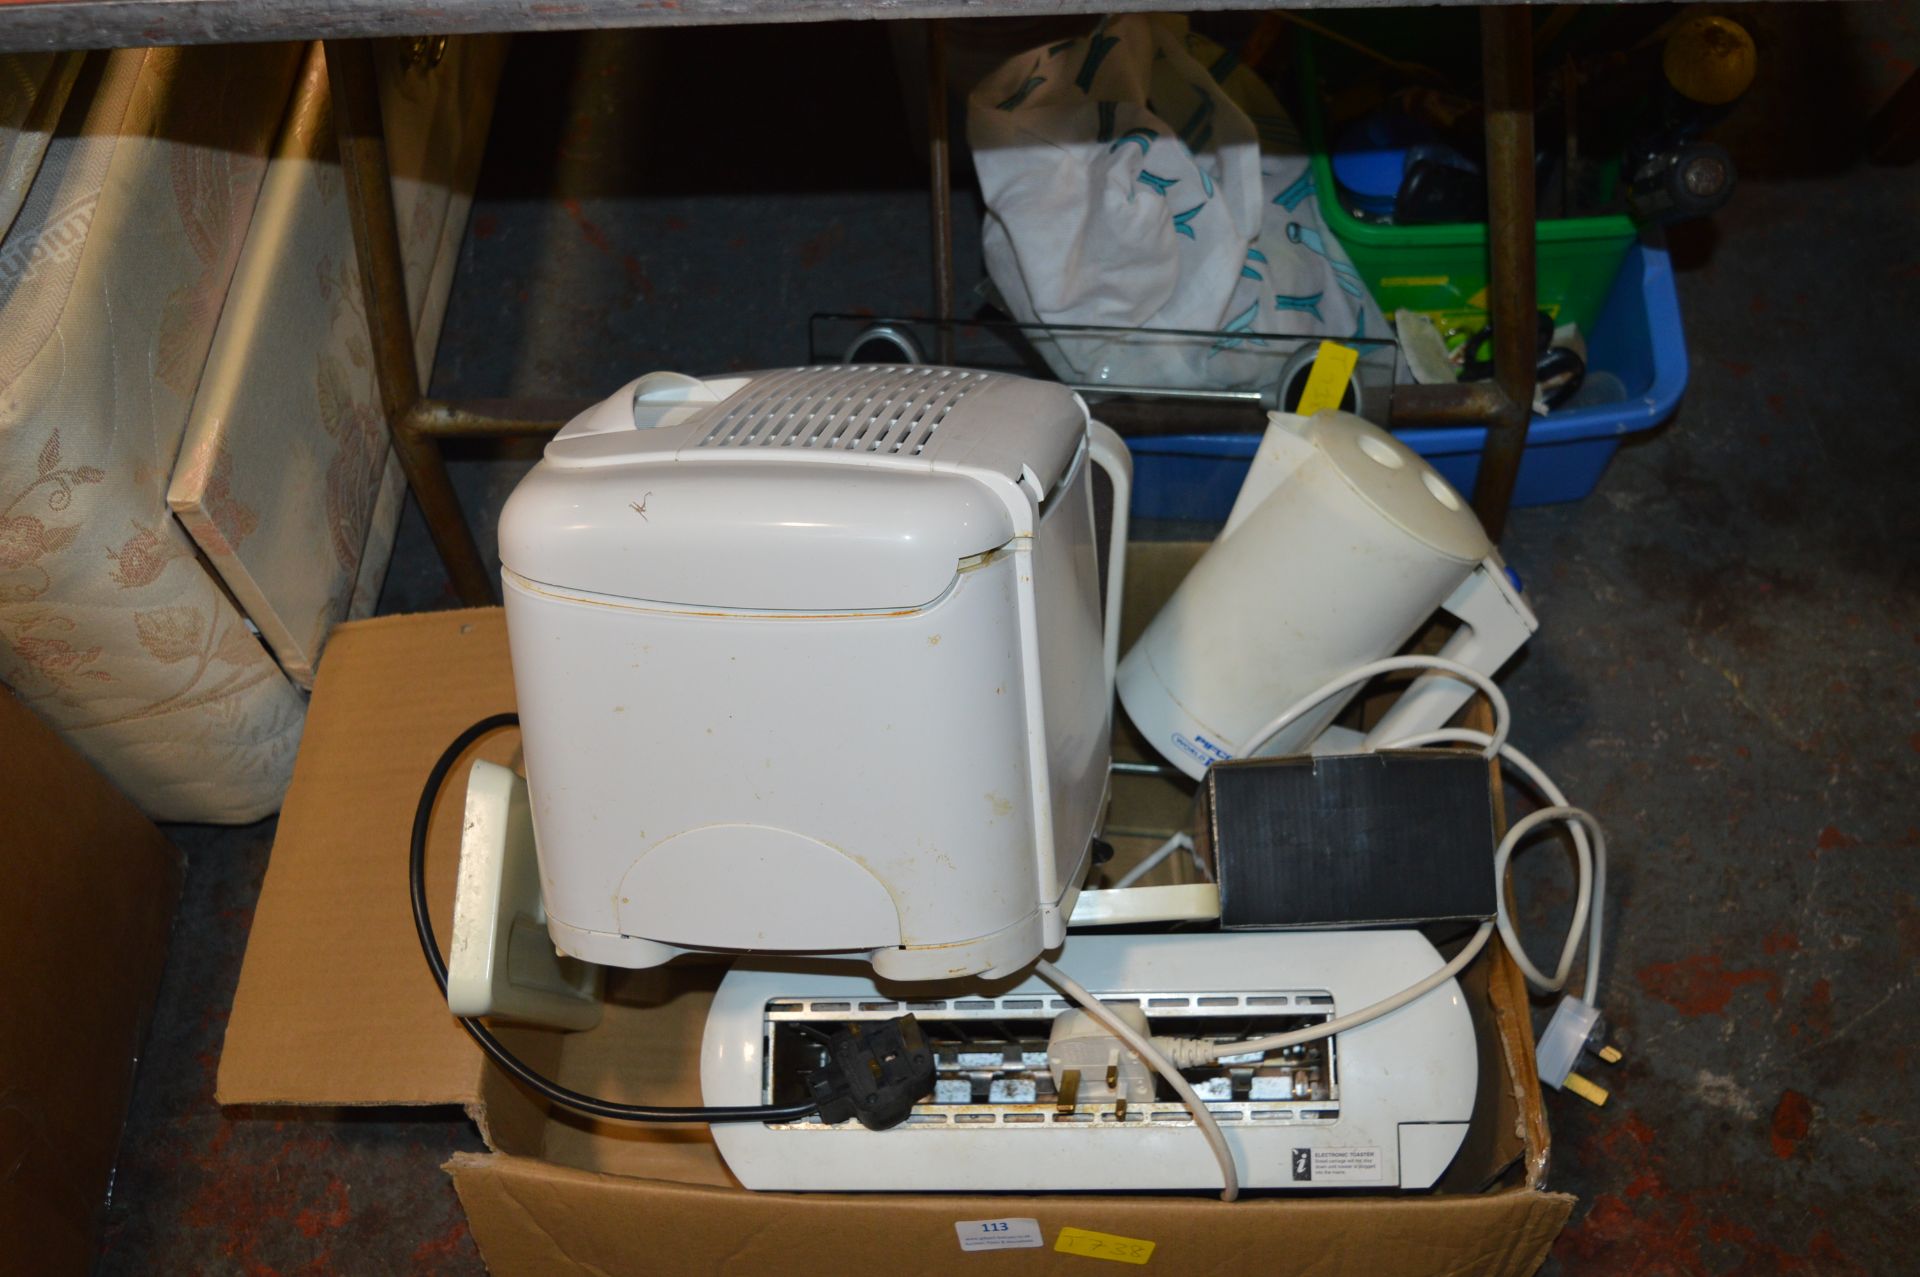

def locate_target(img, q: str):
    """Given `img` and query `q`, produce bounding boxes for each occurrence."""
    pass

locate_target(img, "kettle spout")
[1221,412,1319,537]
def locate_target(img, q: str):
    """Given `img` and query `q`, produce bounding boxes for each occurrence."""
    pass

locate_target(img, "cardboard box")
[0,685,184,1274]
[218,545,1572,1274]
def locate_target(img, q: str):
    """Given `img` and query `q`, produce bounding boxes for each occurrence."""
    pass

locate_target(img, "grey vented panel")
[696,365,980,455]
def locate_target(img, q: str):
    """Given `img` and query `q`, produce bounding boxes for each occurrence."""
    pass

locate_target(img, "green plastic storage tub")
[1297,34,1639,344]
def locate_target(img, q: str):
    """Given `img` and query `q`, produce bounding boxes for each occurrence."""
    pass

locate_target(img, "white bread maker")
[497,365,1131,980]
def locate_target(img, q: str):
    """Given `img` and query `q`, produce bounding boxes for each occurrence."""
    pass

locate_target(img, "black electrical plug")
[806,1016,935,1131]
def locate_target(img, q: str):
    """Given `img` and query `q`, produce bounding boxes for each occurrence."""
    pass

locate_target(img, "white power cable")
[1153,786,1602,1066]
[1381,727,1606,1006]
[1113,660,1605,1052]
[1140,692,1604,1067]
[1033,957,1240,1203]
[1240,654,1513,762]
[1112,831,1206,889]
[1068,654,1608,1178]
[1151,922,1495,1068]
[1496,807,1606,1006]
[1213,655,1602,1005]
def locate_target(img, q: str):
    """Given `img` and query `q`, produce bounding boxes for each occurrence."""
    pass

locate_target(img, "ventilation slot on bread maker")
[697,365,978,454]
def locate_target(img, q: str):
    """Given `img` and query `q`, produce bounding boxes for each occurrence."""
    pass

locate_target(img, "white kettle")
[1117,410,1536,779]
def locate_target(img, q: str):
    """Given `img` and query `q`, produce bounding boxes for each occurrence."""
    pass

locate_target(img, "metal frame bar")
[328,8,1540,602]
[1387,7,1537,541]
[327,38,498,605]
[0,0,1518,56]
[1466,6,1538,537]
[926,20,957,366]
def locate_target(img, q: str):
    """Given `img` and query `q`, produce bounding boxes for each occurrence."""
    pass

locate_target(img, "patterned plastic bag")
[968,16,1383,392]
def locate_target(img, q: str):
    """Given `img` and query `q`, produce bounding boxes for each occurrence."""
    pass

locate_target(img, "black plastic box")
[1200,750,1497,930]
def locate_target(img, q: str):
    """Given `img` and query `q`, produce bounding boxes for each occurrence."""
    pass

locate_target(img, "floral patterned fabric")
[169,38,505,687]
[0,53,83,238]
[0,41,504,822]
[0,46,307,823]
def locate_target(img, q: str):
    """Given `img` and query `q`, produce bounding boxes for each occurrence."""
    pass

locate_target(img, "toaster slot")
[760,992,1338,1128]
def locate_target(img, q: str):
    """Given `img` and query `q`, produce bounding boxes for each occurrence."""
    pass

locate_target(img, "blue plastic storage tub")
[1126,240,1688,520]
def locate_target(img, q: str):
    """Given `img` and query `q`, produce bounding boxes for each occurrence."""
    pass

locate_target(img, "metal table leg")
[328,39,497,606]
[1389,8,1538,542]
[1470,6,1539,539]
[927,20,957,366]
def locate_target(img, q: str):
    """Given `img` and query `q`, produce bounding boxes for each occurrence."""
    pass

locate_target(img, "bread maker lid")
[497,366,1088,612]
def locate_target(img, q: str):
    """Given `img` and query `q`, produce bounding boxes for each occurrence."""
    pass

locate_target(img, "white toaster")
[497,366,1131,980]
[700,931,1476,1192]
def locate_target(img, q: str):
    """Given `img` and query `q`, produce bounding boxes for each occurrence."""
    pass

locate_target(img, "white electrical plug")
[1047,1006,1157,1112]
[1535,996,1623,1106]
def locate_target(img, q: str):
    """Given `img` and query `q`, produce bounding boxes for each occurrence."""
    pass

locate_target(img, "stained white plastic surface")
[500,460,1014,612]
[501,365,1094,612]
[447,760,602,1030]
[1085,419,1132,689]
[1068,883,1221,926]
[505,556,1041,977]
[702,931,1477,1191]
[1116,410,1535,779]
[499,367,1131,981]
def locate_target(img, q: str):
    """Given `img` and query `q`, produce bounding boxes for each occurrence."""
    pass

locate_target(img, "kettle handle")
[1362,557,1539,748]
[1087,420,1132,692]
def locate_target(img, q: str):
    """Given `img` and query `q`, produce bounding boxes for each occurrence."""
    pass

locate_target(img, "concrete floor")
[99,12,1918,1274]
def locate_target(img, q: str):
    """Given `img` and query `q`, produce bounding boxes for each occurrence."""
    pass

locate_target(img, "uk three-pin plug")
[1047,1006,1157,1116]
[806,1015,935,1131]
[1535,996,1624,1106]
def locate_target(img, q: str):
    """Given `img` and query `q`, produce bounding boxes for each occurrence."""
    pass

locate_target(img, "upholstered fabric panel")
[170,37,506,687]
[0,45,304,823]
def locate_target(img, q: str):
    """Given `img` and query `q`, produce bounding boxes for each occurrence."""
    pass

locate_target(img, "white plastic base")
[1068,883,1221,927]
[448,760,603,1031]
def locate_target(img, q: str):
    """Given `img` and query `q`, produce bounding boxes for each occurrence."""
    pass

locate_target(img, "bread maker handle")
[1086,420,1131,693]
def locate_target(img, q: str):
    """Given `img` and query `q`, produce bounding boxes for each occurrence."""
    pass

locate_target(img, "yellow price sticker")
[1055,1227,1155,1265]
[1294,340,1360,417]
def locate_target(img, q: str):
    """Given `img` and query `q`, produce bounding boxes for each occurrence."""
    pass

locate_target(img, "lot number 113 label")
[954,1218,1044,1252]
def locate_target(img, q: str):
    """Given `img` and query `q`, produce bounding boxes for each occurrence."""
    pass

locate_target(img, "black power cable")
[410,712,816,1124]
